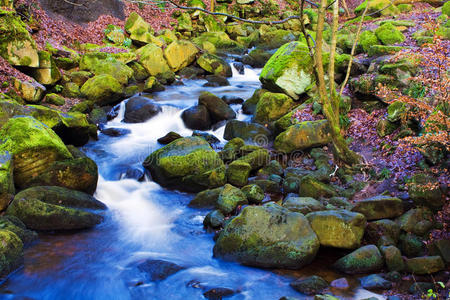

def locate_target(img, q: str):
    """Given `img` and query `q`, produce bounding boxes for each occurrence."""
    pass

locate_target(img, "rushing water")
[0,65,384,300]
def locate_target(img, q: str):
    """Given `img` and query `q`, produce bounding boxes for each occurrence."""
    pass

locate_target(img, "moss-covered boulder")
[45,93,65,106]
[104,24,125,45]
[0,101,93,146]
[0,116,73,189]
[241,184,264,204]
[290,275,329,295]
[306,210,366,249]
[176,12,193,32]
[198,91,236,122]
[367,45,404,57]
[223,120,271,143]
[408,173,443,210]
[0,10,39,68]
[366,219,400,245]
[192,32,242,52]
[80,74,123,106]
[124,12,157,44]
[226,160,251,187]
[397,207,434,235]
[333,245,384,274]
[257,29,297,50]
[0,151,14,211]
[163,40,199,72]
[0,229,23,278]
[188,187,223,208]
[298,176,337,199]
[136,43,172,76]
[405,256,445,274]
[354,0,399,17]
[217,183,248,214]
[237,148,270,171]
[32,51,62,85]
[197,53,232,77]
[25,154,98,195]
[282,196,324,215]
[443,1,450,16]
[351,195,403,220]
[143,137,226,192]
[380,245,405,272]
[274,120,330,153]
[260,42,314,100]
[6,186,105,231]
[12,79,45,103]
[253,92,297,124]
[0,216,37,246]
[375,23,405,45]
[213,203,320,269]
[79,52,134,85]
[359,30,379,53]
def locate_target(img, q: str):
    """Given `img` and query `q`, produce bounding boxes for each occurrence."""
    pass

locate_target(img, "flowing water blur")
[0,65,384,300]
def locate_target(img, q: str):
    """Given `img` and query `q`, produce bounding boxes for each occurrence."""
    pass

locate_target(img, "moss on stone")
[226,160,251,187]
[80,74,123,106]
[359,30,379,53]
[375,23,406,45]
[0,229,23,278]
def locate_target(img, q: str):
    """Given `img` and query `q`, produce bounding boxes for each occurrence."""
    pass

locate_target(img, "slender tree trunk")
[315,0,362,166]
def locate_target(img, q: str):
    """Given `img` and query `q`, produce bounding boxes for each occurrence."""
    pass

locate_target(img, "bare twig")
[338,1,369,98]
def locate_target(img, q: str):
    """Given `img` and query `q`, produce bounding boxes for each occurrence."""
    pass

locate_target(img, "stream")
[0,64,384,300]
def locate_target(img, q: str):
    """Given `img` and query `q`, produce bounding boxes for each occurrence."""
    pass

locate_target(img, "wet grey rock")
[136,259,185,281]
[124,96,162,123]
[101,127,131,137]
[181,105,211,130]
[290,275,329,295]
[360,274,392,290]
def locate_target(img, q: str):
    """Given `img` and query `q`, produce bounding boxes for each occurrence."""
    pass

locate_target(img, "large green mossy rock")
[6,186,105,231]
[188,187,223,208]
[257,29,297,50]
[214,203,320,269]
[375,23,405,45]
[333,245,384,274]
[79,52,134,85]
[32,51,62,85]
[80,74,123,106]
[124,12,156,44]
[0,151,14,211]
[354,0,399,17]
[299,175,337,199]
[306,210,366,249]
[104,24,125,45]
[200,13,226,32]
[136,43,172,76]
[192,32,242,52]
[283,196,324,215]
[397,207,434,235]
[253,92,297,124]
[0,229,23,278]
[176,12,193,32]
[0,10,39,68]
[0,100,92,146]
[163,40,199,72]
[26,155,98,195]
[143,137,226,192]
[274,120,331,153]
[359,30,379,53]
[217,183,248,214]
[0,116,72,189]
[260,42,314,100]
[196,53,232,77]
[405,256,445,275]
[351,195,403,220]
